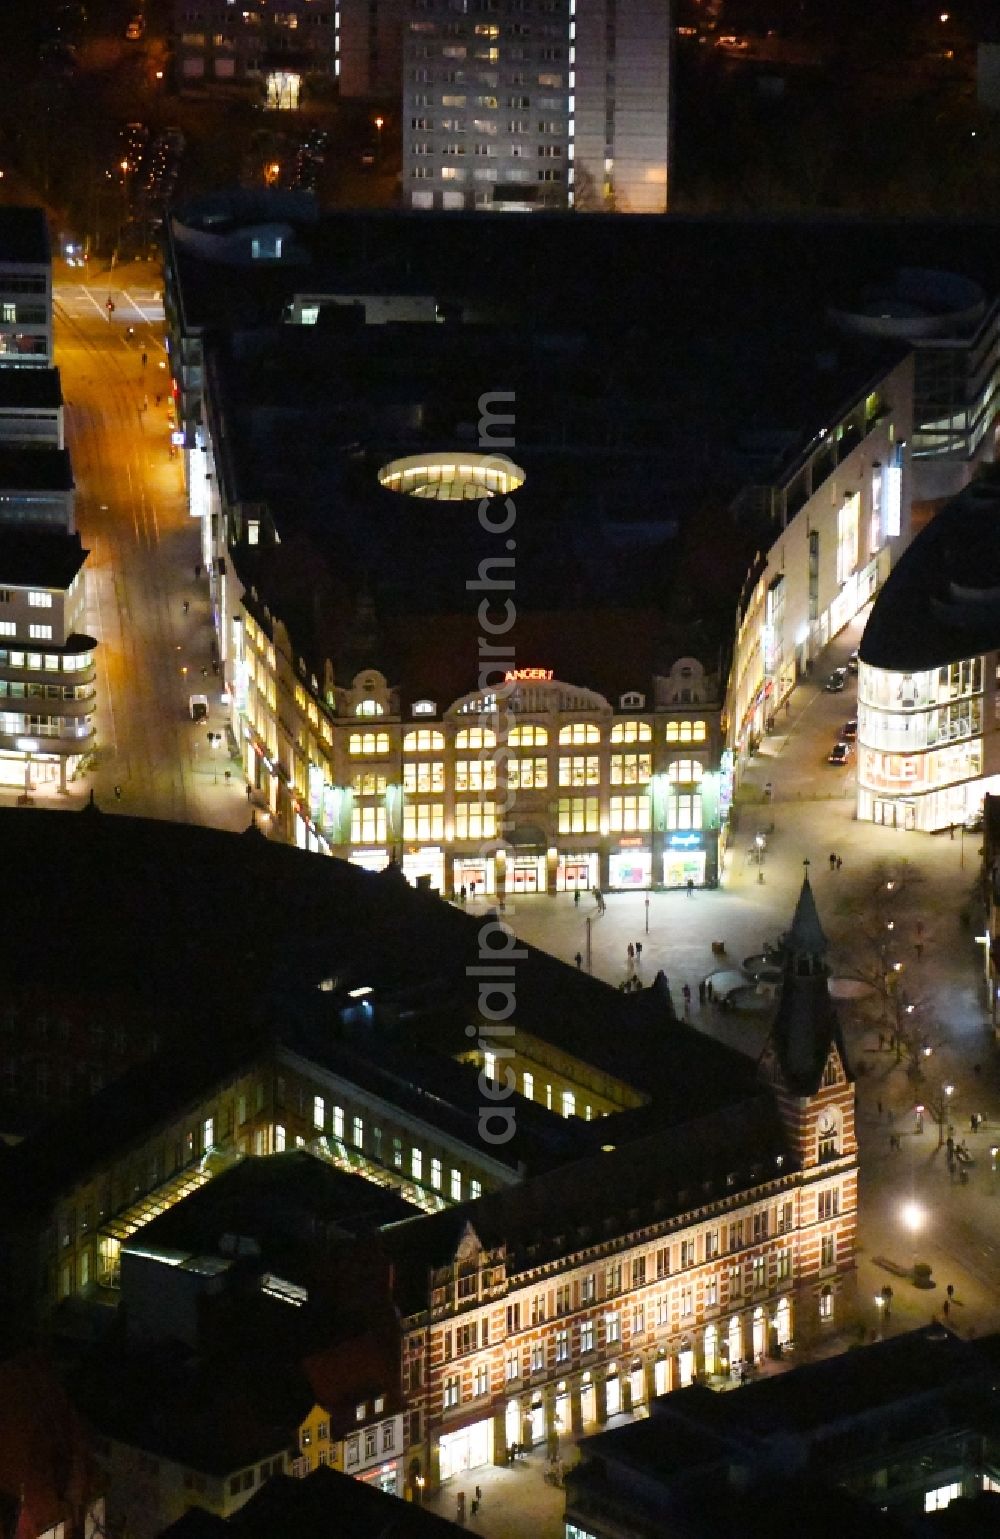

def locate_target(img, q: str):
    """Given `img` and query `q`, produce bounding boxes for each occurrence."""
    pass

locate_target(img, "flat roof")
[0,368,61,410]
[0,446,72,493]
[0,207,50,267]
[0,529,86,588]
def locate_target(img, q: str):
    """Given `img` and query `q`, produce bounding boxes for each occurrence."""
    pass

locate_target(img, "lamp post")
[755,832,765,884]
[644,893,650,935]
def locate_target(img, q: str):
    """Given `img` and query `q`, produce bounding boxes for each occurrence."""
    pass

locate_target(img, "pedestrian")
[686,878,694,898]
[974,1063,982,1078]
[627,942,635,963]
[155,393,162,407]
[943,1298,950,1317]
[706,979,714,1001]
[113,784,122,800]
[575,952,583,969]
[877,1098,882,1117]
[699,979,707,1005]
[246,783,252,801]
[141,350,147,368]
[946,1283,955,1300]
[878,1031,885,1050]
[635,941,642,961]
[183,599,190,614]
[915,942,923,961]
[829,852,837,871]
[836,855,843,871]
[971,1113,977,1133]
[195,562,202,580]
[682,983,692,1013]
[475,1485,482,1504]
[142,394,149,412]
[470,1499,479,1519]
[573,888,580,907]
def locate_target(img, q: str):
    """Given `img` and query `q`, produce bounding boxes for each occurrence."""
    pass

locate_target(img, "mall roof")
[860,473,1000,671]
[0,206,51,266]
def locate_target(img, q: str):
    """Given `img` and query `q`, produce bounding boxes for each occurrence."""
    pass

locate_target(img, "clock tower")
[759,864,858,1338]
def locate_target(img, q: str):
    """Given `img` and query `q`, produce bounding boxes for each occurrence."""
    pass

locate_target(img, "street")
[30,261,247,830]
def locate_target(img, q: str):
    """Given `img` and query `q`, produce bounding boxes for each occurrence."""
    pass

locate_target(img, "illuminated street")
[40,260,247,829]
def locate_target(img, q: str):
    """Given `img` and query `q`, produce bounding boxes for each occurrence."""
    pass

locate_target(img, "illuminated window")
[610,720,651,743]
[667,793,701,831]
[837,492,860,585]
[925,1483,962,1514]
[349,731,390,756]
[332,1106,344,1140]
[455,801,497,839]
[28,592,52,608]
[561,1090,575,1118]
[609,794,650,833]
[312,1096,325,1130]
[665,721,706,743]
[471,1179,482,1199]
[352,771,387,796]
[558,754,599,787]
[819,1286,833,1322]
[412,1147,423,1181]
[431,1157,442,1189]
[508,756,547,789]
[455,759,497,791]
[355,699,384,716]
[557,796,599,834]
[509,723,548,746]
[668,759,704,783]
[403,802,445,839]
[456,726,496,749]
[403,760,445,793]
[450,1168,462,1201]
[351,804,388,843]
[403,728,445,752]
[610,753,651,785]
[522,1071,534,1099]
[559,722,600,745]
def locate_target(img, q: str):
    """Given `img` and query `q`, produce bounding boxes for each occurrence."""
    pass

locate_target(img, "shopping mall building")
[857,473,1000,832]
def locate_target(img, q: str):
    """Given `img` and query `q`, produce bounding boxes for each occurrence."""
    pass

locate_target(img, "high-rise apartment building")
[402,0,671,211]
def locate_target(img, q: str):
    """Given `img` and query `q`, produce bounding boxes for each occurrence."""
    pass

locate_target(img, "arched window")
[403,728,445,752]
[349,731,390,756]
[510,723,548,747]
[559,722,600,745]
[610,721,652,743]
[355,699,385,716]
[667,759,704,783]
[455,727,496,750]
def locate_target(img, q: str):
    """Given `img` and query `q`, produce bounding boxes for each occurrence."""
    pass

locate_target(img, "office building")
[0,208,52,366]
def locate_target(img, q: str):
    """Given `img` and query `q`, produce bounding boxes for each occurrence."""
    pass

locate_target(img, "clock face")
[819,1113,836,1137]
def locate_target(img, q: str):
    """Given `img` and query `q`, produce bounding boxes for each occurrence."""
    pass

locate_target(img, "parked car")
[847,650,860,674]
[842,718,858,740]
[828,741,851,766]
[824,671,846,692]
[189,694,209,722]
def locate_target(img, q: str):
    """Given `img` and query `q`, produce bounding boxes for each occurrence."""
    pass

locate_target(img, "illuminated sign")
[504,668,553,683]
[618,836,645,848]
[669,832,702,849]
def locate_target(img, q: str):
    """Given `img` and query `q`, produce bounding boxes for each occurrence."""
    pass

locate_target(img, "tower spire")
[760,868,851,1096]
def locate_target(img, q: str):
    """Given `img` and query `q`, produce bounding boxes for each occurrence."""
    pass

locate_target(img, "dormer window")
[412,699,437,716]
[355,1402,366,1422]
[620,691,645,709]
[355,699,384,716]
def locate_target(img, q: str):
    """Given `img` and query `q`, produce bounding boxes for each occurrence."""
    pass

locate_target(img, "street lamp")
[755,832,765,884]
[644,893,650,935]
[901,1200,924,1234]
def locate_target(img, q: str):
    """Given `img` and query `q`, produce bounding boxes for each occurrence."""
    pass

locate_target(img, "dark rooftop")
[161,1465,464,1537]
[861,472,1000,671]
[0,368,61,410]
[0,529,86,588]
[0,445,72,493]
[0,207,50,267]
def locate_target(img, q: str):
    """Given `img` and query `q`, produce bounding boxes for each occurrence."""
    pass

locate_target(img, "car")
[189,694,209,722]
[842,718,858,741]
[847,649,860,674]
[965,810,984,833]
[827,741,851,766]
[824,672,846,692]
